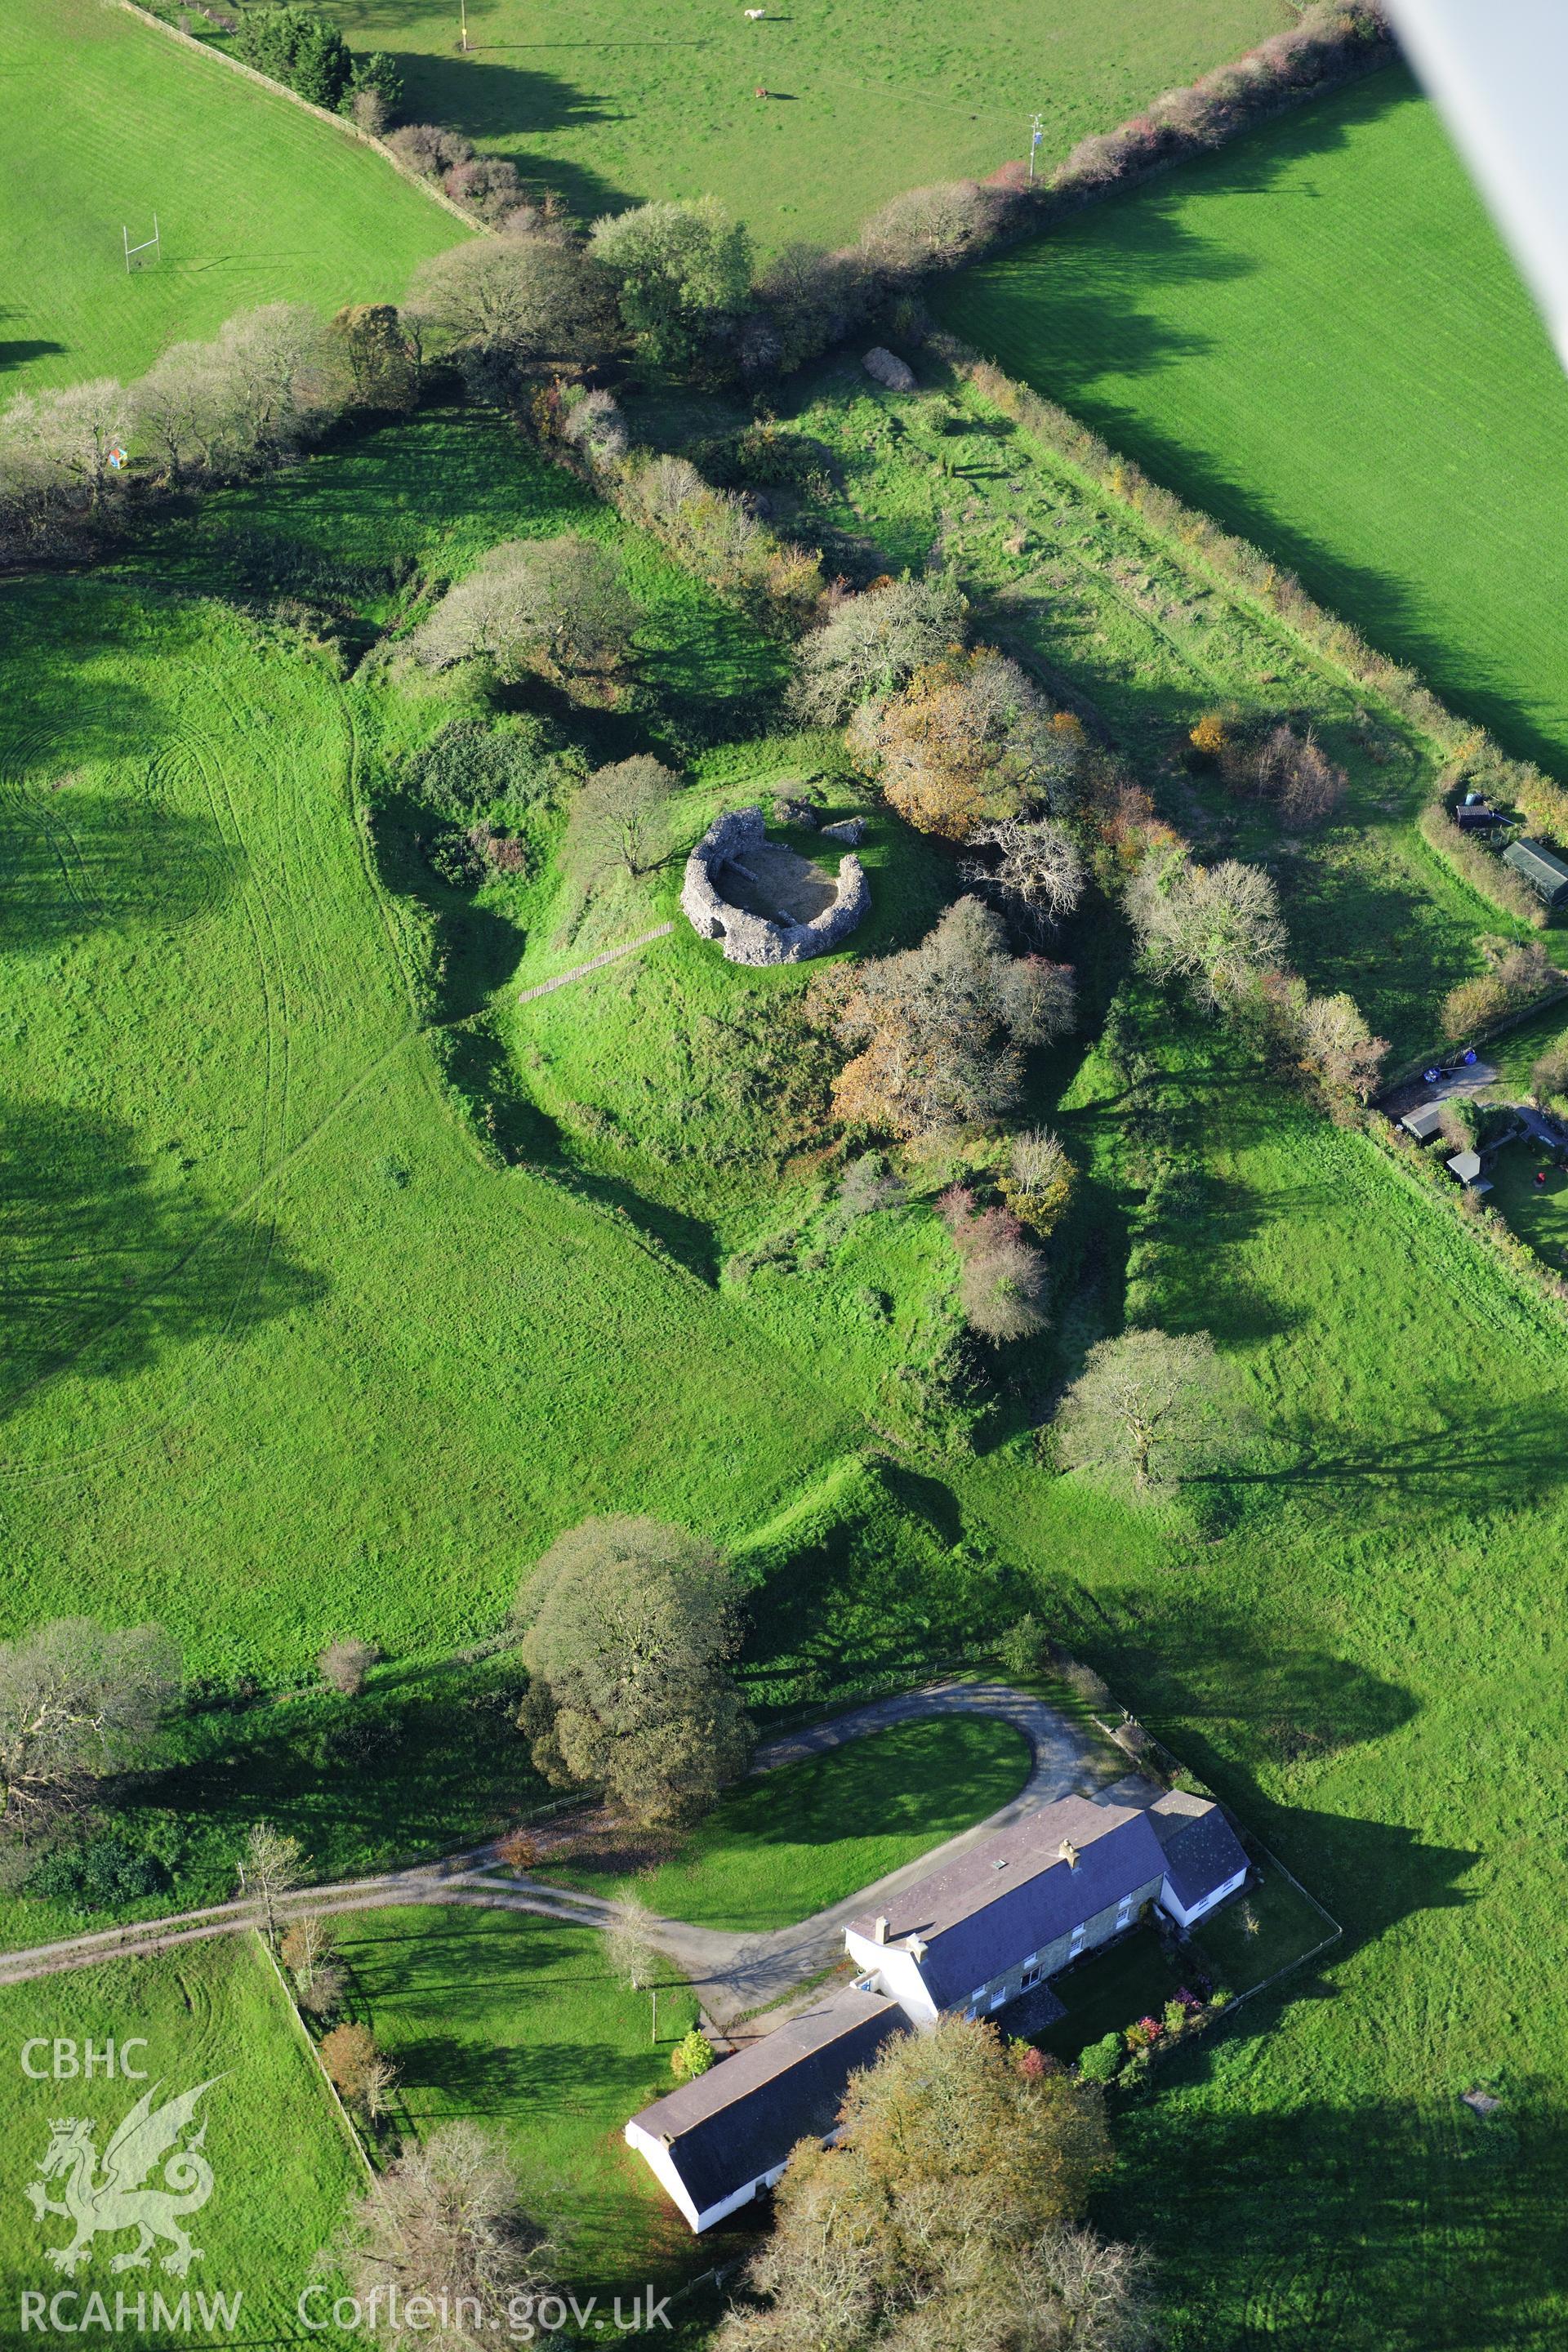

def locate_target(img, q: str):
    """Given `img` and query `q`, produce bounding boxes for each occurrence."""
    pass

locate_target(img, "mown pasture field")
[965,1000,1568,2350]
[0,409,884,1682]
[0,0,464,396]
[314,0,1287,249]
[0,1935,360,2346]
[934,69,1568,777]
[335,1906,701,2290]
[550,1713,1032,1929]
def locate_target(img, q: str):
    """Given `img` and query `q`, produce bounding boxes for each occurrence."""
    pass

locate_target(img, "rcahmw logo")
[17,2036,241,2334]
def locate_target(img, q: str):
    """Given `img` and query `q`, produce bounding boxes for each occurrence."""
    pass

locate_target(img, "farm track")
[0,1684,1126,2032]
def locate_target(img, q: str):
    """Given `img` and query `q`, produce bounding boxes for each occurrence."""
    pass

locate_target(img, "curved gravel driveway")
[0,1679,1129,2032]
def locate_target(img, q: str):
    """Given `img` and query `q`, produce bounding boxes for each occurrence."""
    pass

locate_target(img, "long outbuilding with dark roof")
[625,1784,1250,2232]
[624,1989,904,2233]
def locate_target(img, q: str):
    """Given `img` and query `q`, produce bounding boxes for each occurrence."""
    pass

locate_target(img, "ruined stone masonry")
[681,807,869,966]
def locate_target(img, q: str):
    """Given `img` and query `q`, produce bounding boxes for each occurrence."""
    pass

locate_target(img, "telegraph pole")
[1028,113,1045,180]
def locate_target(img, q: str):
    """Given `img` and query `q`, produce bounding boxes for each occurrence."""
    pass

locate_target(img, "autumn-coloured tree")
[1000,1125,1076,1236]
[849,650,1079,840]
[280,1914,341,2014]
[514,1517,751,1826]
[715,2016,1148,2352]
[320,2020,393,2114]
[831,897,1074,1139]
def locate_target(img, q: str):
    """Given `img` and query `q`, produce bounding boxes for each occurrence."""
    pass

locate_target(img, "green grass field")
[934,69,1568,779]
[336,1906,701,2289]
[960,996,1568,2347]
[0,1935,360,2347]
[9,292,1568,2344]
[0,408,872,1680]
[553,1713,1031,1929]
[1485,1139,1568,1272]
[315,0,1286,249]
[0,0,465,395]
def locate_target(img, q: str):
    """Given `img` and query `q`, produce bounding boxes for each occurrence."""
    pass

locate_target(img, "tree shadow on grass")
[1223,1389,1568,1520]
[0,1102,323,1416]
[354,48,629,220]
[0,339,64,375]
[0,791,242,957]
[143,1663,536,1884]
[1102,2091,1559,2352]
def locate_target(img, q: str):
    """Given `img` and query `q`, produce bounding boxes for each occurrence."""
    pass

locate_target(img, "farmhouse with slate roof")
[625,1788,1250,2231]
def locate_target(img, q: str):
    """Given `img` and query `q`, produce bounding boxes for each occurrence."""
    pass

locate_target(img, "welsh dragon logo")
[25,2078,223,2277]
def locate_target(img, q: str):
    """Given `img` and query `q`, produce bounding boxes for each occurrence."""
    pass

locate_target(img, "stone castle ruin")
[681,806,869,966]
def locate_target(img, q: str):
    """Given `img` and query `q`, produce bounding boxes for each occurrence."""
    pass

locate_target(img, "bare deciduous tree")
[830,896,1074,1139]
[0,1618,180,1846]
[1127,853,1287,1010]
[330,2123,555,2350]
[238,1819,305,1945]
[1254,724,1348,827]
[318,1638,379,1697]
[515,1517,751,1826]
[1056,1328,1248,1499]
[604,1895,662,1993]
[412,535,638,687]
[959,1229,1049,1343]
[791,576,968,722]
[962,813,1086,939]
[857,180,1010,277]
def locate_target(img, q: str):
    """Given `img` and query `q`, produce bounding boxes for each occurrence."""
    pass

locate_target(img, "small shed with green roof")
[1503,838,1568,909]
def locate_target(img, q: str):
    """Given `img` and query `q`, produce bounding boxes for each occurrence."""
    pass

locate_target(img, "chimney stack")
[872,1915,889,1944]
[1058,1838,1080,1869]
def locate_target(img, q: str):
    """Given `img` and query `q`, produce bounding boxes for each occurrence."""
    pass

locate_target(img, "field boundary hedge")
[933,334,1566,933]
[113,0,478,229]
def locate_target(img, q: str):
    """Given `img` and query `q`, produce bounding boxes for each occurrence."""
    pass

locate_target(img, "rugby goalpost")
[123,213,161,272]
